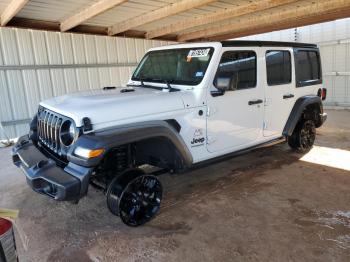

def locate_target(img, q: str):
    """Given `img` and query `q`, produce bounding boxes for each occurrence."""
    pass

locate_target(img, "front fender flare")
[67,121,193,168]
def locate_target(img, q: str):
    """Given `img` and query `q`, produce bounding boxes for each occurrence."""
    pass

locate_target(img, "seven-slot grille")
[37,108,63,154]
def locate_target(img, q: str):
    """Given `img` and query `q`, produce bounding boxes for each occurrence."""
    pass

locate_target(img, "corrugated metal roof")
[18,0,98,22]
[15,0,252,32]
[0,0,347,44]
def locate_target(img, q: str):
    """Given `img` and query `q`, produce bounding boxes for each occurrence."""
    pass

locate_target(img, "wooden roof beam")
[208,7,350,41]
[178,0,350,42]
[108,0,217,36]
[60,0,127,32]
[6,17,176,40]
[146,0,299,39]
[1,0,28,26]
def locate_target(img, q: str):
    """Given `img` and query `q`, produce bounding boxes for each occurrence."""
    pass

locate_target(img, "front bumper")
[12,135,92,201]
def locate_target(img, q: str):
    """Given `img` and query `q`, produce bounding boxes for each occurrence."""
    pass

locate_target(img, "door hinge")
[263,121,268,129]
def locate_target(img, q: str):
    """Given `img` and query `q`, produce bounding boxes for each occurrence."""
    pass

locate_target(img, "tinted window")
[215,51,256,90]
[295,50,321,87]
[266,51,291,85]
[132,48,214,86]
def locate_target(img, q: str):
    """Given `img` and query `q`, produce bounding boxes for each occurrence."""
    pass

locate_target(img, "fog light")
[74,147,104,159]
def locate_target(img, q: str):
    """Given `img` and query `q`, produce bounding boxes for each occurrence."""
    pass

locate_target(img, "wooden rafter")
[208,7,350,41]
[146,0,299,39]
[60,0,127,32]
[6,17,177,41]
[108,0,217,36]
[178,0,350,42]
[0,0,28,26]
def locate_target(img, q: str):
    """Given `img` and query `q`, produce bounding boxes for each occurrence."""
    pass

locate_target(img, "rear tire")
[288,120,316,153]
[106,168,163,227]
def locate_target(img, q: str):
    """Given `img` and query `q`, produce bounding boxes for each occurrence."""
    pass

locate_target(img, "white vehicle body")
[13,40,327,226]
[41,41,322,164]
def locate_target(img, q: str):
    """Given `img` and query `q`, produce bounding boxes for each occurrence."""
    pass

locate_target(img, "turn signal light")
[74,147,104,159]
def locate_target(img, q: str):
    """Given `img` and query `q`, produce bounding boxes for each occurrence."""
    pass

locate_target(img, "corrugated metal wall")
[0,27,172,140]
[2,18,350,139]
[238,18,350,108]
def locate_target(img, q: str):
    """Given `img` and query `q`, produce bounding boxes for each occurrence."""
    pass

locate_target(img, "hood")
[40,87,185,128]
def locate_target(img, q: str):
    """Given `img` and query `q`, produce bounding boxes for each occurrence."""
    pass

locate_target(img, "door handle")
[248,99,263,105]
[283,94,294,99]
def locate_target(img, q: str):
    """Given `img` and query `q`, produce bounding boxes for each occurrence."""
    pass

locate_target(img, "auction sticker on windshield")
[187,48,210,58]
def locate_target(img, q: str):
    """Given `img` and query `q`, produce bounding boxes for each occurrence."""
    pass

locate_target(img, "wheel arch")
[67,120,193,170]
[283,95,324,137]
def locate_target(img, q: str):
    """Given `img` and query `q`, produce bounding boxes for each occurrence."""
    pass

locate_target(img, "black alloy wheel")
[288,120,316,153]
[107,169,163,227]
[299,120,316,151]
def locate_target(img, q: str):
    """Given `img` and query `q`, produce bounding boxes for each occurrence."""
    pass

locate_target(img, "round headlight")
[60,120,77,147]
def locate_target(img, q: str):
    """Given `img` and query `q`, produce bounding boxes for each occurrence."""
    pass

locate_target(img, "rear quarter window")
[266,50,292,86]
[294,48,322,87]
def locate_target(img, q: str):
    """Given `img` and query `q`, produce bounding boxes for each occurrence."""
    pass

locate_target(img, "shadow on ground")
[0,110,349,262]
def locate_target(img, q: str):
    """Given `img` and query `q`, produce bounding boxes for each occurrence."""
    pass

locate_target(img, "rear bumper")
[12,135,92,201]
[320,112,327,123]
[318,112,327,127]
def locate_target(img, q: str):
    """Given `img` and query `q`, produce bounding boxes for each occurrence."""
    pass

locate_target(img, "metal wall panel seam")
[15,29,36,118]
[1,118,31,126]
[0,62,140,70]
[0,30,21,139]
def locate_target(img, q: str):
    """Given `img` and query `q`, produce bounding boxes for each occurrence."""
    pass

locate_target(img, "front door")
[263,48,296,136]
[206,48,264,153]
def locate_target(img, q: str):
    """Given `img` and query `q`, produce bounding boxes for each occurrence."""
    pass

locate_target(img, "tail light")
[317,88,327,101]
[0,218,18,262]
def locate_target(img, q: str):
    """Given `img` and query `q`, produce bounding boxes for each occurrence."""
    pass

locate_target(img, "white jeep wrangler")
[12,41,327,226]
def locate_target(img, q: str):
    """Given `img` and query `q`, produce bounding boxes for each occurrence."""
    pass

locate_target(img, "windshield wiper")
[162,80,179,92]
[128,77,162,90]
[129,77,179,92]
[164,80,171,89]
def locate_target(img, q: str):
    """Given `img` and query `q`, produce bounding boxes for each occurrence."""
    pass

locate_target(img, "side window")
[295,49,322,87]
[266,50,291,86]
[215,51,256,91]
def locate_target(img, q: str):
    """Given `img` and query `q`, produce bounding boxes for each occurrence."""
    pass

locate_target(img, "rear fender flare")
[283,95,323,137]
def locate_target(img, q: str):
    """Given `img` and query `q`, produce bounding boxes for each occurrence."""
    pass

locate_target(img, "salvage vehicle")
[12,41,327,226]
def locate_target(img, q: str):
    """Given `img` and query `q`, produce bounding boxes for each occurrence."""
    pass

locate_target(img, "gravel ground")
[0,109,349,262]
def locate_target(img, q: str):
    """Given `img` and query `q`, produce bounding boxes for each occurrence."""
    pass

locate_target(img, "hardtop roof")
[221,40,317,48]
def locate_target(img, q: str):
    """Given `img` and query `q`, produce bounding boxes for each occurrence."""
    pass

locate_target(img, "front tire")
[288,120,316,153]
[106,169,163,227]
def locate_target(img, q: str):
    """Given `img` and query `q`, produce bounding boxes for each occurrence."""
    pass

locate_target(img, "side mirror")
[211,77,231,97]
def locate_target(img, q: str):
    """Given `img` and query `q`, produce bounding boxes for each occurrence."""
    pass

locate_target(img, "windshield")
[132,47,214,86]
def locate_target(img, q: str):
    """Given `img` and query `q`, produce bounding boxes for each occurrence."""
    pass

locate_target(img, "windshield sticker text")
[187,49,210,58]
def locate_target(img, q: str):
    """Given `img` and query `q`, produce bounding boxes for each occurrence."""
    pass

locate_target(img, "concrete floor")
[1,109,350,262]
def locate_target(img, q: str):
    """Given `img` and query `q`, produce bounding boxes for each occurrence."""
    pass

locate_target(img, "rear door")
[263,48,296,136]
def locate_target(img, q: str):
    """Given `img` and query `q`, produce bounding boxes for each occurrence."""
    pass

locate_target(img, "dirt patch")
[1,110,350,261]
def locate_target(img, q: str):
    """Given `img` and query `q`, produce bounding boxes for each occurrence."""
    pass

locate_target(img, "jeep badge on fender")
[12,41,327,227]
